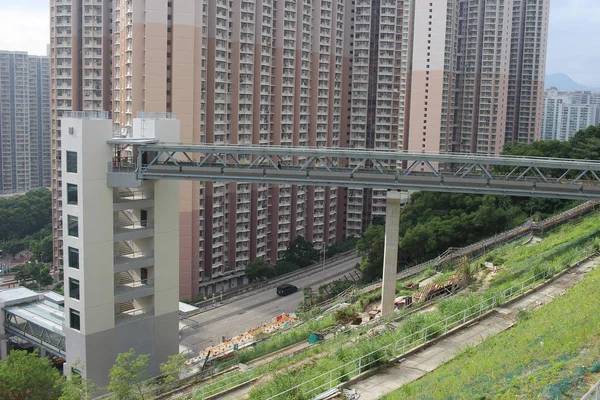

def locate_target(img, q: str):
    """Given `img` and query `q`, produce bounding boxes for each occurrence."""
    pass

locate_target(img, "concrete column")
[381,191,402,316]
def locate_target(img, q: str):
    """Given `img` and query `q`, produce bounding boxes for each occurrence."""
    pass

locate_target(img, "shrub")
[334,306,358,324]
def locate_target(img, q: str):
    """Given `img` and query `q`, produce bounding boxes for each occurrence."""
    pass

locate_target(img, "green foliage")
[515,308,532,322]
[13,262,54,288]
[244,258,275,283]
[326,237,359,258]
[30,232,53,263]
[371,215,386,226]
[356,224,386,282]
[281,236,319,268]
[0,188,51,241]
[383,259,600,400]
[108,349,152,400]
[0,349,64,400]
[245,213,600,399]
[333,305,358,324]
[234,315,336,364]
[159,354,187,391]
[59,368,97,400]
[2,238,26,259]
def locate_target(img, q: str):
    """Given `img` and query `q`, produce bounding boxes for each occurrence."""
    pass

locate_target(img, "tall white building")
[0,51,51,194]
[61,113,179,387]
[542,88,600,142]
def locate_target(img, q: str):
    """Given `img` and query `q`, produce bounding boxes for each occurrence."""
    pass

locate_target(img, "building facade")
[542,88,600,142]
[61,113,179,387]
[51,0,550,300]
[345,0,549,236]
[0,51,51,194]
[110,0,347,298]
[50,0,112,270]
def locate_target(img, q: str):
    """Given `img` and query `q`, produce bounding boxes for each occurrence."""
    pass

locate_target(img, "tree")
[281,236,319,268]
[59,368,97,400]
[0,188,51,242]
[2,239,26,259]
[245,258,275,282]
[13,262,53,288]
[108,349,152,400]
[158,354,187,391]
[30,234,52,263]
[371,215,386,226]
[0,349,64,400]
[356,224,385,282]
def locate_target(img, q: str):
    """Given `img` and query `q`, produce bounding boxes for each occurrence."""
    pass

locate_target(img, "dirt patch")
[476,270,496,294]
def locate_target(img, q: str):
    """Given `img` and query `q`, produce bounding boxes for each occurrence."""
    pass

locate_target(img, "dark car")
[276,283,298,296]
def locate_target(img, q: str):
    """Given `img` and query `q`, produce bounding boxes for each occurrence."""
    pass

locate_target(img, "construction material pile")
[186,313,297,366]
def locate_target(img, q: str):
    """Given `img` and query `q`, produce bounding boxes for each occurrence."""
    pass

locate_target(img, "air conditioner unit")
[68,127,74,135]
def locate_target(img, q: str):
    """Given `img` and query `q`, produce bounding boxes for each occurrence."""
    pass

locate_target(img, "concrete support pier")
[381,191,402,316]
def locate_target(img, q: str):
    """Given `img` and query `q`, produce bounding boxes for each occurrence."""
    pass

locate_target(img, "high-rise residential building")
[542,88,600,142]
[111,0,347,298]
[345,0,549,236]
[49,0,112,270]
[0,51,51,194]
[51,0,550,299]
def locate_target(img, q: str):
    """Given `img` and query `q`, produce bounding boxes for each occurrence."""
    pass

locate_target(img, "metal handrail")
[114,250,154,261]
[115,190,154,200]
[266,249,597,399]
[114,220,154,230]
[114,279,154,289]
[108,161,138,173]
[582,378,600,400]
[115,307,154,324]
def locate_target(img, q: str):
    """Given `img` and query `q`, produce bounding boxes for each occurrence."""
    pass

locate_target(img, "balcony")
[114,279,154,303]
[114,251,154,272]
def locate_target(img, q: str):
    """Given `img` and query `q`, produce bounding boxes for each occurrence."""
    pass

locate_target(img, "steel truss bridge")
[133,144,600,200]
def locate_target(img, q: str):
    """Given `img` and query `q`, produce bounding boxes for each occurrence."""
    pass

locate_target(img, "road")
[182,256,360,351]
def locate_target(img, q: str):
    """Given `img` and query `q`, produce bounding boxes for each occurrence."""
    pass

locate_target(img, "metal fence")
[265,252,595,400]
[582,379,600,400]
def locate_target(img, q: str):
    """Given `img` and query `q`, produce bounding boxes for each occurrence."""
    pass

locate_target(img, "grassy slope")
[383,262,600,400]
[243,214,600,399]
[192,214,600,399]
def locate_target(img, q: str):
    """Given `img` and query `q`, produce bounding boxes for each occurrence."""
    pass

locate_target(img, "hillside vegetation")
[239,213,600,399]
[384,259,600,400]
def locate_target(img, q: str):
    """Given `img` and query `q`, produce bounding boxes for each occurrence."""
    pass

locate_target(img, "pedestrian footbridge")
[0,288,66,358]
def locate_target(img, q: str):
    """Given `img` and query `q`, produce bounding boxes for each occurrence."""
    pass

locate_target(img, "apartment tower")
[542,88,600,142]
[111,0,347,298]
[0,51,51,194]
[49,0,112,270]
[345,0,549,235]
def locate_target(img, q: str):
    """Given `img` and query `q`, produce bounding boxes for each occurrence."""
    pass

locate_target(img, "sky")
[1,0,599,87]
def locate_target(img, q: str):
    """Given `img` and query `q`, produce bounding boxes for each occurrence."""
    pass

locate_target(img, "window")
[68,247,79,269]
[69,309,80,331]
[66,151,77,173]
[67,183,78,205]
[68,215,78,237]
[69,278,80,300]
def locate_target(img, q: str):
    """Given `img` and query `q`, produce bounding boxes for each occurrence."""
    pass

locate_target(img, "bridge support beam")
[381,191,402,316]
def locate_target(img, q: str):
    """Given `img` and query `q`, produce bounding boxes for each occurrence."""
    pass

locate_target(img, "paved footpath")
[347,257,599,399]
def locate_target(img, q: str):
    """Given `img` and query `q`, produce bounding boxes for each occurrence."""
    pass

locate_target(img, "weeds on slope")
[247,218,600,399]
[382,259,600,400]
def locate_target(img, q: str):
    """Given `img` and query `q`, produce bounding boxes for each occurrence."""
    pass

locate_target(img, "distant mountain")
[545,73,600,91]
